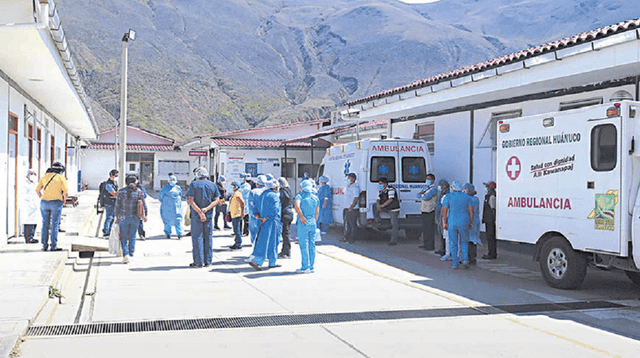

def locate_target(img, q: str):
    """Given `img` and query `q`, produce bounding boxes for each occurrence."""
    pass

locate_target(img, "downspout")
[469,110,474,184]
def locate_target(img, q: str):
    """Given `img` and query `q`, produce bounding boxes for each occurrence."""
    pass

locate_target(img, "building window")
[591,124,617,172]
[281,158,296,178]
[9,112,18,132]
[298,163,319,179]
[51,135,55,163]
[559,97,603,111]
[477,109,522,149]
[416,122,434,154]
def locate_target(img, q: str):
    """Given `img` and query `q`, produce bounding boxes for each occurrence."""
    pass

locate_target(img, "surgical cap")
[451,180,463,191]
[319,175,329,184]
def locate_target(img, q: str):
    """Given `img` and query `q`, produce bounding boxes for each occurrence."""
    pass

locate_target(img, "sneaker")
[26,239,39,244]
[139,235,146,241]
[224,226,232,230]
[296,268,312,274]
[166,235,171,239]
[482,255,497,260]
[278,253,290,259]
[440,254,451,261]
[244,255,255,262]
[50,248,63,252]
[214,227,221,231]
[229,245,241,250]
[189,263,203,268]
[248,261,262,271]
[451,265,459,269]
[321,231,327,235]
[177,236,182,240]
[123,256,130,264]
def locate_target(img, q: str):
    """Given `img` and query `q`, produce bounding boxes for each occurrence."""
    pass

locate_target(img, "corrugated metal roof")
[347,17,640,106]
[199,119,330,138]
[87,143,177,151]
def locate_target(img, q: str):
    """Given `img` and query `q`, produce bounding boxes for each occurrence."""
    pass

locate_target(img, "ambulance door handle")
[400,189,411,193]
[587,181,595,189]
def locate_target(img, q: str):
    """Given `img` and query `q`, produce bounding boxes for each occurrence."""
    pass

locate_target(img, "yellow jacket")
[36,173,68,202]
[229,190,245,218]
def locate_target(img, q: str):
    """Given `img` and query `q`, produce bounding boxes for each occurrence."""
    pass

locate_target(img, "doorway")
[8,113,18,238]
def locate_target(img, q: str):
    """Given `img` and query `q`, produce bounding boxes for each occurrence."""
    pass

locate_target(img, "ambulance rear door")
[397,140,429,218]
[368,141,399,215]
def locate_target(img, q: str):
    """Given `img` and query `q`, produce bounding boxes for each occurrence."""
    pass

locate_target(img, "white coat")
[21,177,41,226]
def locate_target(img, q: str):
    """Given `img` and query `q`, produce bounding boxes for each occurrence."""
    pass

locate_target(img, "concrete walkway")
[0,190,98,358]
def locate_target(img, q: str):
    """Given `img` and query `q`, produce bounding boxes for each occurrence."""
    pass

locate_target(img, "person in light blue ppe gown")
[295,180,320,273]
[248,179,282,270]
[248,175,267,243]
[316,175,333,234]
[441,180,474,269]
[240,181,252,236]
[463,183,481,265]
[159,175,183,239]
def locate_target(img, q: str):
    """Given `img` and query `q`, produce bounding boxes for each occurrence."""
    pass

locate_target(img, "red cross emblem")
[506,156,521,180]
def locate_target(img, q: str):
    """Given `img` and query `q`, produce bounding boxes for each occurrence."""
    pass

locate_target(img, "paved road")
[15,193,640,358]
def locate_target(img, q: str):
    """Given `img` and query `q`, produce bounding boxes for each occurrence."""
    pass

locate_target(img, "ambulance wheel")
[539,236,587,289]
[624,271,640,287]
[405,229,421,241]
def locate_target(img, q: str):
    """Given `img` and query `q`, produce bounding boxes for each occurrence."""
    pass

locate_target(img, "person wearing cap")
[186,168,220,267]
[418,173,438,251]
[294,180,320,273]
[159,175,184,239]
[114,174,147,263]
[277,177,294,259]
[132,174,148,241]
[248,175,267,243]
[214,175,231,231]
[248,179,282,270]
[482,181,497,259]
[342,173,361,243]
[441,180,474,269]
[228,181,245,250]
[435,179,450,258]
[36,162,67,251]
[463,183,481,265]
[21,169,41,244]
[317,175,333,234]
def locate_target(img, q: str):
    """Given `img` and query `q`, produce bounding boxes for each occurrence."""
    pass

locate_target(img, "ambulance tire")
[539,236,587,289]
[342,210,359,239]
[624,271,640,287]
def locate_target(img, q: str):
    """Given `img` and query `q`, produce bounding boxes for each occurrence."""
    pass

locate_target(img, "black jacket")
[280,187,294,222]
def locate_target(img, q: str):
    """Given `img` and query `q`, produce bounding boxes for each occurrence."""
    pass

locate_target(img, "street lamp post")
[117,29,136,188]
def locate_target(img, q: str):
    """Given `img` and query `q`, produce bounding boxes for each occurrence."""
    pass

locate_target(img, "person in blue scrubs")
[441,180,474,269]
[316,175,332,234]
[295,180,320,273]
[159,175,183,239]
[463,183,481,265]
[186,168,220,268]
[248,175,267,244]
[248,179,282,270]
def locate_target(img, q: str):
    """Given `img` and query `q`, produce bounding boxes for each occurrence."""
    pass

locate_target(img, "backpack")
[98,181,108,207]
[98,180,116,207]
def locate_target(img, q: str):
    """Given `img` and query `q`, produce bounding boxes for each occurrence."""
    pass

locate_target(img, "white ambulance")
[497,101,640,289]
[318,138,432,240]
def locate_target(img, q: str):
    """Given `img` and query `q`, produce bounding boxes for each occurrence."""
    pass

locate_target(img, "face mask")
[169,181,176,186]
[426,180,433,186]
[379,184,385,191]
[438,186,442,192]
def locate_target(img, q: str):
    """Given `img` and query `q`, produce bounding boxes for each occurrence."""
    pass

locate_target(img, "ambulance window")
[591,124,617,171]
[318,164,324,177]
[402,157,426,183]
[370,157,396,182]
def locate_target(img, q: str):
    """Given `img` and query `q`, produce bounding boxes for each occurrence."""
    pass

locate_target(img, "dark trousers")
[138,220,145,237]
[421,211,435,250]
[214,205,229,228]
[485,221,497,258]
[468,242,477,263]
[280,217,293,255]
[24,224,37,242]
[242,215,250,236]
[232,217,242,246]
[345,210,359,242]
